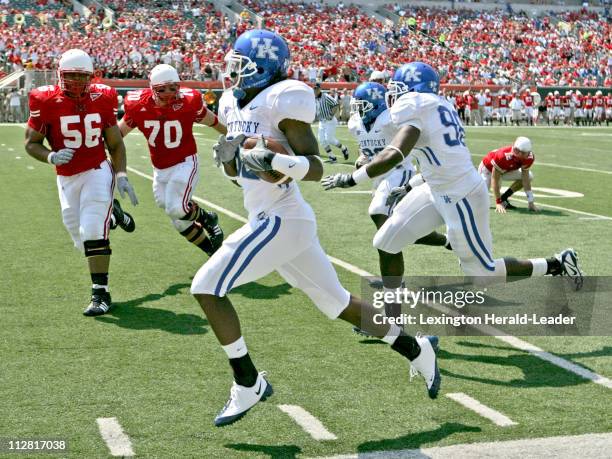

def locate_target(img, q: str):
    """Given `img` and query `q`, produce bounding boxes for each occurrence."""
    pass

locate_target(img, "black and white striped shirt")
[316,93,338,121]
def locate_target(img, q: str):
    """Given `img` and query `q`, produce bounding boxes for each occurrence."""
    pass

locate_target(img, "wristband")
[351,164,370,184]
[270,154,310,180]
[47,151,55,164]
[116,171,127,178]
[525,190,534,203]
[495,198,502,205]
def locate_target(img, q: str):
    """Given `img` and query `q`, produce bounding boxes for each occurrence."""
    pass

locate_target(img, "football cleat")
[409,335,441,399]
[326,154,338,164]
[341,146,349,161]
[199,211,223,254]
[111,199,135,233]
[214,372,273,427]
[352,326,375,337]
[502,200,517,210]
[555,248,584,291]
[83,289,112,316]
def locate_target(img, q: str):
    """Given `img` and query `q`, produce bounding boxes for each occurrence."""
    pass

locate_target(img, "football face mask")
[385,80,409,109]
[152,83,179,105]
[60,71,92,100]
[221,51,258,92]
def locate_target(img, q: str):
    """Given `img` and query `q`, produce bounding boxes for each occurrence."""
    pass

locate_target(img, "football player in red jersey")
[118,64,226,255]
[25,49,138,316]
[594,90,605,125]
[478,136,538,213]
[605,92,612,126]
[497,90,510,126]
[522,90,534,126]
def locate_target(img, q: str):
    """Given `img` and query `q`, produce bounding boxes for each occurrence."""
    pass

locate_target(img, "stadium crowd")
[1,0,611,87]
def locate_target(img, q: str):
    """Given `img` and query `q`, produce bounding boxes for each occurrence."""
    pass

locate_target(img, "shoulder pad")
[270,81,315,125]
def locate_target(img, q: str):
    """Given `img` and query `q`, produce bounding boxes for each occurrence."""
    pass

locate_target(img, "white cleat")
[555,248,584,291]
[409,335,441,399]
[214,371,273,427]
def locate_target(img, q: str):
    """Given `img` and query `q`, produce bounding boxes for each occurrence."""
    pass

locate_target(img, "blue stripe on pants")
[225,216,282,293]
[424,147,441,166]
[461,198,494,264]
[214,218,271,296]
[455,203,495,271]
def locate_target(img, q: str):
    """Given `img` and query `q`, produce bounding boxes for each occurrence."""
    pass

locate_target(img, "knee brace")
[83,239,111,257]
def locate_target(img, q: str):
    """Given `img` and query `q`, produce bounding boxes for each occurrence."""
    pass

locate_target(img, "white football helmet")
[149,64,180,104]
[58,49,94,99]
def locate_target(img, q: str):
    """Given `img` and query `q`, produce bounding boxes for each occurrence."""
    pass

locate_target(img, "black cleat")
[112,199,135,232]
[83,289,112,316]
[341,146,349,160]
[199,211,224,254]
[502,200,517,210]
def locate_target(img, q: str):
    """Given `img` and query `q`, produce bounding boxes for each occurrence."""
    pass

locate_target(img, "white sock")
[93,284,109,292]
[222,336,248,359]
[382,324,401,345]
[530,258,548,277]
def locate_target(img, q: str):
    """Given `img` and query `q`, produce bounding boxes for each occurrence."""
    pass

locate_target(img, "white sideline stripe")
[96,417,135,457]
[446,392,516,427]
[277,405,337,441]
[309,432,612,459]
[469,153,612,175]
[125,165,612,389]
[498,196,612,221]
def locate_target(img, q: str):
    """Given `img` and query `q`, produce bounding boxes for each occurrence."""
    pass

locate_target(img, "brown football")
[241,136,293,184]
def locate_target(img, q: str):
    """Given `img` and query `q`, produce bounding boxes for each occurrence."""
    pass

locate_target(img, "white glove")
[116,174,139,206]
[385,185,411,208]
[213,133,246,167]
[47,148,74,165]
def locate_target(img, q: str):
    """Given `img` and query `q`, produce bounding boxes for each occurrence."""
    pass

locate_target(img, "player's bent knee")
[373,226,406,254]
[166,204,187,221]
[461,258,506,283]
[310,287,351,320]
[173,219,192,232]
[83,239,111,258]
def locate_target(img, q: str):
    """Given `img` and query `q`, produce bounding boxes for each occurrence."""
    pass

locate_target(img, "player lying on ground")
[348,81,450,333]
[118,64,225,255]
[190,30,441,427]
[322,62,584,291]
[478,136,538,213]
[25,49,138,316]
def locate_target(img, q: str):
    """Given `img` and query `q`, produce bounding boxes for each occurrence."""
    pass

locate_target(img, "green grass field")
[1,124,611,458]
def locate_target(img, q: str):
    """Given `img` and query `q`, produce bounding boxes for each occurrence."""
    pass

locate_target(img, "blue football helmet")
[350,82,387,126]
[222,29,290,99]
[386,62,440,108]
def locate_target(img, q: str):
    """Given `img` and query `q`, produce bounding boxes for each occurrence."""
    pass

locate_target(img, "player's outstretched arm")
[321,125,420,190]
[198,109,227,135]
[491,168,506,213]
[278,118,323,181]
[24,126,74,165]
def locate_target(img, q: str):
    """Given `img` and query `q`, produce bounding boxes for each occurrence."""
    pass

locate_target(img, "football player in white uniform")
[190,31,440,427]
[323,62,583,289]
[348,82,449,330]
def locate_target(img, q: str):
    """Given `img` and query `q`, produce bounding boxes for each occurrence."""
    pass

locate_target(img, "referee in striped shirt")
[314,83,349,163]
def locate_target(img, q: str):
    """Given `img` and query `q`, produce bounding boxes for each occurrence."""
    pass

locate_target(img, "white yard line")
[96,417,135,457]
[446,393,517,427]
[125,165,612,390]
[278,405,337,441]
[309,432,612,459]
[501,196,612,221]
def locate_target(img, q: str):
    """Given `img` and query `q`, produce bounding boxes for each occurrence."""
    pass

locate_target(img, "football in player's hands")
[240,136,293,185]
